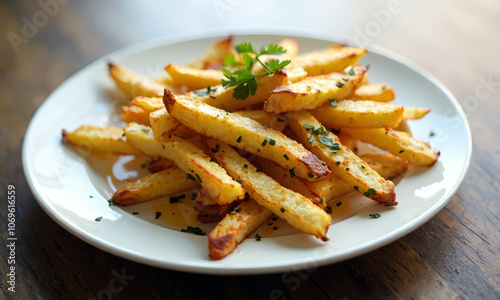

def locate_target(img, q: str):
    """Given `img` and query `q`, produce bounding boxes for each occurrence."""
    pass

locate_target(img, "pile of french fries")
[62,36,439,260]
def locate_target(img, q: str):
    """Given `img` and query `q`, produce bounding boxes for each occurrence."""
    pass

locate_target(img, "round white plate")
[23,30,472,275]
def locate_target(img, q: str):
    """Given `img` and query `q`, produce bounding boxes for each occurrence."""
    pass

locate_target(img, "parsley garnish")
[193,86,217,97]
[230,207,242,214]
[289,167,295,178]
[181,226,206,235]
[336,82,344,88]
[108,198,115,206]
[211,144,220,153]
[329,99,337,107]
[308,172,315,178]
[236,136,242,143]
[363,188,377,197]
[169,194,185,203]
[186,173,196,181]
[369,213,381,219]
[348,67,355,76]
[280,207,286,213]
[95,216,102,222]
[255,233,262,241]
[155,212,162,219]
[283,154,289,160]
[221,43,291,100]
[325,206,332,214]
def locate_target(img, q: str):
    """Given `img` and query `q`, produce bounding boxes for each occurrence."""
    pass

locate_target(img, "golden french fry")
[264,65,367,114]
[204,138,331,240]
[286,111,397,206]
[121,105,150,125]
[341,127,440,167]
[310,100,404,128]
[164,90,330,180]
[188,71,288,111]
[293,45,367,76]
[62,125,141,155]
[108,63,173,98]
[353,83,395,102]
[234,110,288,131]
[187,36,234,69]
[208,199,273,260]
[359,153,409,180]
[193,189,239,223]
[112,167,199,206]
[124,123,245,204]
[165,64,224,90]
[149,108,182,139]
[402,107,430,120]
[130,96,164,113]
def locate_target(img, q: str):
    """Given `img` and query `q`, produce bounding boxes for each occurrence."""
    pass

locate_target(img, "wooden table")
[1,1,499,299]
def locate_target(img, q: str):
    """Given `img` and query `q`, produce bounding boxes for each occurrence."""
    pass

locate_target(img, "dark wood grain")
[1,1,499,299]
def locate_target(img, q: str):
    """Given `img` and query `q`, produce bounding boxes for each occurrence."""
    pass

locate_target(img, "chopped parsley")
[169,194,186,203]
[186,173,196,181]
[348,67,355,76]
[236,136,242,143]
[181,226,206,235]
[280,207,286,213]
[336,82,344,88]
[155,212,162,219]
[325,206,332,214]
[255,233,262,241]
[363,188,377,197]
[195,173,202,183]
[230,207,242,214]
[211,144,220,153]
[289,167,295,178]
[95,216,102,222]
[308,172,315,178]
[369,213,381,219]
[193,86,217,97]
[261,139,268,147]
[283,154,289,160]
[329,99,337,107]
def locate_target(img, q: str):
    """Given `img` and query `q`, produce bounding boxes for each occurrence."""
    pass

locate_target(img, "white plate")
[23,30,472,275]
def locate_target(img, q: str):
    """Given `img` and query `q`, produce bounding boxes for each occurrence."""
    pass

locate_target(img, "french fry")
[293,45,367,76]
[264,65,367,114]
[62,125,142,155]
[188,71,288,111]
[187,36,234,69]
[164,90,330,180]
[305,174,353,203]
[341,127,440,167]
[286,111,397,206]
[234,110,288,131]
[112,167,199,206]
[147,157,175,173]
[402,107,430,120]
[124,123,245,204]
[359,153,409,180]
[121,105,150,125]
[149,108,182,139]
[310,100,404,128]
[204,138,331,240]
[108,63,173,98]
[353,83,395,102]
[129,96,164,113]
[208,199,273,260]
[251,156,325,208]
[193,189,239,223]
[165,64,224,90]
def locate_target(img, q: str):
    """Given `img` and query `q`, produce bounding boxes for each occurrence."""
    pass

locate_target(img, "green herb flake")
[169,194,186,203]
[211,144,220,153]
[325,206,332,214]
[335,161,341,165]
[345,167,350,171]
[289,167,295,178]
[308,135,315,144]
[283,154,289,160]
[236,179,243,184]
[303,124,315,130]
[155,212,162,219]
[186,173,196,182]
[261,139,268,147]
[181,226,206,235]
[363,188,377,197]
[336,201,342,207]
[268,138,276,146]
[280,207,286,213]
[195,173,202,183]
[255,233,262,241]
[348,67,355,76]
[108,198,115,206]
[308,172,315,179]
[329,99,337,107]
[173,134,185,139]
[256,167,263,172]
[399,150,405,154]
[132,212,139,215]
[369,213,381,219]
[243,164,248,169]
[361,165,366,169]
[236,136,242,143]
[353,186,359,191]
[336,82,344,88]
[230,207,242,215]
[430,131,436,137]
[141,128,150,133]
[89,195,93,198]
[277,118,285,122]
[95,216,102,222]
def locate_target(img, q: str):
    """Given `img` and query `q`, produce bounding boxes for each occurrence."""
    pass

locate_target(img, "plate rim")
[22,27,472,275]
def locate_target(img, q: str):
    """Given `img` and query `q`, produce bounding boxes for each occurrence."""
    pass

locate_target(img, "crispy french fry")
[148,156,175,173]
[293,45,367,76]
[108,63,173,98]
[341,127,440,166]
[286,111,397,206]
[402,107,430,120]
[188,71,288,111]
[130,96,164,113]
[208,199,273,260]
[62,125,141,155]
[124,123,245,204]
[193,189,239,223]
[353,83,395,102]
[165,64,224,90]
[264,65,367,113]
[252,157,325,208]
[164,90,330,180]
[234,110,288,131]
[149,108,182,139]
[121,105,150,125]
[305,174,353,203]
[204,138,331,240]
[112,167,199,206]
[187,36,234,69]
[310,100,404,128]
[359,153,409,180]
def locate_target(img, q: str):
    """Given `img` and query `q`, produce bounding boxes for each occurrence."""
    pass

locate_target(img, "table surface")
[1,1,499,299]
